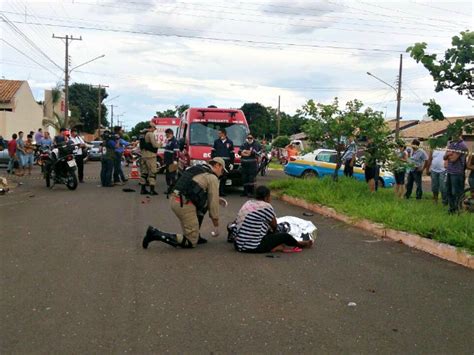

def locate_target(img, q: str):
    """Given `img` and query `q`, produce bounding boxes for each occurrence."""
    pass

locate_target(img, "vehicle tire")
[261,164,268,176]
[66,171,78,190]
[302,170,318,179]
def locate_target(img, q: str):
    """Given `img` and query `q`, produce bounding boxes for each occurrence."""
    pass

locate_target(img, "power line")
[68,1,455,38]
[0,14,63,71]
[0,39,62,78]
[412,1,472,17]
[4,18,420,54]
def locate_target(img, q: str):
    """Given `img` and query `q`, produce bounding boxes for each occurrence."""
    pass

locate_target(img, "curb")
[276,194,474,270]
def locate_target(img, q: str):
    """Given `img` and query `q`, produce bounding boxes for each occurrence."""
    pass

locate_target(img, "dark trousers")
[113,152,126,182]
[446,173,465,212]
[75,154,84,182]
[343,158,353,177]
[165,165,177,188]
[237,232,299,253]
[101,157,114,187]
[405,170,423,199]
[241,160,257,195]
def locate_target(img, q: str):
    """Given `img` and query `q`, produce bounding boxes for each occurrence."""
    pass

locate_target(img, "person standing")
[211,128,234,197]
[364,137,378,192]
[139,123,160,195]
[100,131,116,187]
[34,128,43,145]
[426,148,448,205]
[113,126,129,185]
[142,158,226,249]
[444,132,468,213]
[16,131,25,176]
[405,139,428,200]
[70,128,86,183]
[7,133,18,175]
[163,128,180,193]
[239,134,261,197]
[23,134,35,175]
[40,131,53,148]
[393,142,408,198]
[342,136,357,178]
[466,153,474,198]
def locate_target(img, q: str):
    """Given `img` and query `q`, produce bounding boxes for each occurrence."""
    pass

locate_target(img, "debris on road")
[348,302,357,307]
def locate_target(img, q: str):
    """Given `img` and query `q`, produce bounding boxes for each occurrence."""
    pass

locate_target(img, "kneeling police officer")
[142,157,227,249]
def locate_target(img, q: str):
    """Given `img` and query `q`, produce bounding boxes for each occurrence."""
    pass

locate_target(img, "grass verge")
[269,177,474,253]
[269,162,283,170]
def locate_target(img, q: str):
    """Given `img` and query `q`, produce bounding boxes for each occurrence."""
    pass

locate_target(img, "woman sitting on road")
[233,185,313,253]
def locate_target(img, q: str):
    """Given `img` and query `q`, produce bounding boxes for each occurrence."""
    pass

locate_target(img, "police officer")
[139,123,160,195]
[142,158,226,249]
[163,128,179,193]
[211,128,234,196]
[239,133,261,197]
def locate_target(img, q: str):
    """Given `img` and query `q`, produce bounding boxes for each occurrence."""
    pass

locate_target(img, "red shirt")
[7,139,17,156]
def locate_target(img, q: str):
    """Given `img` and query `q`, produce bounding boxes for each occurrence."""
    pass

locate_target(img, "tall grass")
[270,177,474,252]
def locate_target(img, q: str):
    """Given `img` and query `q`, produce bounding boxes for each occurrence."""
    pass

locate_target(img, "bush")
[270,177,474,252]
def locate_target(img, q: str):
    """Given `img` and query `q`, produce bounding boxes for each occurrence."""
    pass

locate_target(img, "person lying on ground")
[233,185,313,253]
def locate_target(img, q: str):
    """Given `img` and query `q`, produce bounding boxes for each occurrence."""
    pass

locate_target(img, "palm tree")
[42,88,78,130]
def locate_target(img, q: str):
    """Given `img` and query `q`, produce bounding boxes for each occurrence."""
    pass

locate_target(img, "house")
[400,115,474,150]
[385,119,419,135]
[0,80,44,139]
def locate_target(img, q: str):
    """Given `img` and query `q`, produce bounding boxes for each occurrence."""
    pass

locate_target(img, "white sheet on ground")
[276,216,317,242]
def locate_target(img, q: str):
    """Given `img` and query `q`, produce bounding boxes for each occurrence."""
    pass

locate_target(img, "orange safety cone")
[129,159,140,180]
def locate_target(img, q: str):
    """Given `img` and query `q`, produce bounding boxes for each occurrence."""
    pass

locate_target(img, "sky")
[1,0,472,131]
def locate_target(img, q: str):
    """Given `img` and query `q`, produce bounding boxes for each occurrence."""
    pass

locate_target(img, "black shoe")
[197,236,208,244]
[140,185,149,195]
[149,187,158,196]
[142,226,155,249]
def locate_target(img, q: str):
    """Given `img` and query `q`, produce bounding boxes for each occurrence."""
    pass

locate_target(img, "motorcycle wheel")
[261,164,268,176]
[45,170,51,188]
[66,171,78,190]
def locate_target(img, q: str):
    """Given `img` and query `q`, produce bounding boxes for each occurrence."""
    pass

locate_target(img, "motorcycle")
[258,151,272,176]
[43,144,78,190]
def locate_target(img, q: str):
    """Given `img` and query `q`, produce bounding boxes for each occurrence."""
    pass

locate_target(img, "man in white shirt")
[426,148,448,205]
[70,128,86,183]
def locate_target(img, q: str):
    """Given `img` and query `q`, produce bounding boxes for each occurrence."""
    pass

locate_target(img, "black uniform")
[211,137,234,196]
[239,141,261,196]
[164,136,179,189]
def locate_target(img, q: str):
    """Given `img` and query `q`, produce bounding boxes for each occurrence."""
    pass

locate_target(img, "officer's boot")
[140,184,149,195]
[149,185,158,196]
[142,226,180,249]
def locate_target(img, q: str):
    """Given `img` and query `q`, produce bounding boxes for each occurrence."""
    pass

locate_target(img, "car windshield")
[190,122,248,147]
[316,152,337,163]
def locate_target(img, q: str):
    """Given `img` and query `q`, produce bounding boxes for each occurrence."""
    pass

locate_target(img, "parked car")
[0,141,9,168]
[284,149,395,188]
[87,141,103,161]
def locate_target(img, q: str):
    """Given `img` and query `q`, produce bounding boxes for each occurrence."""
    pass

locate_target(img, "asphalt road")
[1,163,473,354]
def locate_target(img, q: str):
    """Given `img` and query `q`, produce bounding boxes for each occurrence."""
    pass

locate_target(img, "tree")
[42,87,79,131]
[240,103,274,138]
[407,30,473,146]
[68,83,109,133]
[155,104,190,118]
[299,98,391,180]
[271,136,290,148]
[129,121,150,138]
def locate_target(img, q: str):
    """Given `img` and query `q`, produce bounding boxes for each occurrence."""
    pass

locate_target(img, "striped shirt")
[235,200,276,251]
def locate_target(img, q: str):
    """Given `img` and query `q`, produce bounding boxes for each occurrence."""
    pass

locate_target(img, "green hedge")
[270,177,474,252]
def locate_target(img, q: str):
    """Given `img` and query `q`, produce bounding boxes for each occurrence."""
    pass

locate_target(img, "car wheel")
[302,170,318,179]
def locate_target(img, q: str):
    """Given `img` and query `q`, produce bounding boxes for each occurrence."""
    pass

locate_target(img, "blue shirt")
[212,138,234,160]
[447,140,468,175]
[164,136,179,165]
[409,149,427,171]
[40,138,53,148]
[342,142,357,160]
[115,138,129,154]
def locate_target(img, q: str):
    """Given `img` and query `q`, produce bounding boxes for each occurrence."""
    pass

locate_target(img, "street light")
[70,54,105,73]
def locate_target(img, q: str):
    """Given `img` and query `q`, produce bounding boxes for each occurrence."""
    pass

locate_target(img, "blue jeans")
[101,157,114,187]
[7,155,16,173]
[431,171,447,204]
[113,151,126,182]
[446,173,465,212]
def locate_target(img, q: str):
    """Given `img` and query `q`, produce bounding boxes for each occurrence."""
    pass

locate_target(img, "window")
[316,152,337,163]
[189,122,248,146]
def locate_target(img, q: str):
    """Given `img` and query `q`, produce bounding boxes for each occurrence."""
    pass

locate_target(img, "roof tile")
[0,80,24,103]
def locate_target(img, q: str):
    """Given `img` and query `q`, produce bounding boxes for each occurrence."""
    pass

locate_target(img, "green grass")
[269,177,474,253]
[269,162,284,170]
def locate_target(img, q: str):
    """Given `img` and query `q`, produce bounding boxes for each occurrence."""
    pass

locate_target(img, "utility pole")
[395,54,403,140]
[53,34,82,128]
[91,84,109,137]
[277,95,281,137]
[110,104,115,130]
